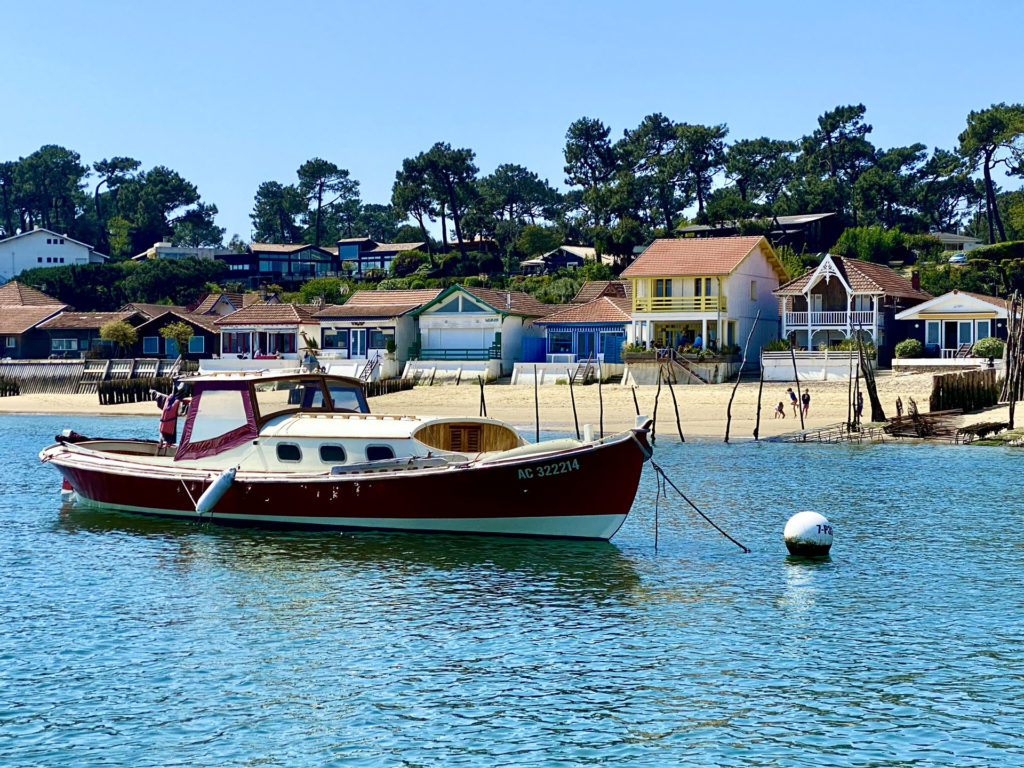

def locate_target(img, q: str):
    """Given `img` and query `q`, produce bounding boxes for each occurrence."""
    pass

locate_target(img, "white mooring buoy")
[783,511,833,557]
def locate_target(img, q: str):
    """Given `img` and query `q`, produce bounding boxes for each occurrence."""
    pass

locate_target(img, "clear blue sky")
[2,0,1022,241]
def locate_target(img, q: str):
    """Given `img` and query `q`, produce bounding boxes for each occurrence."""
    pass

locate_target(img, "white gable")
[895,291,1007,320]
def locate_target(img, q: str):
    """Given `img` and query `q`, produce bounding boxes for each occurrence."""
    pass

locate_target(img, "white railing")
[784,311,877,327]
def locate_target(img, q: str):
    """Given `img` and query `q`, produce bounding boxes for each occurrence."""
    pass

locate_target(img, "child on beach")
[787,387,798,417]
[774,402,786,419]
[801,388,811,417]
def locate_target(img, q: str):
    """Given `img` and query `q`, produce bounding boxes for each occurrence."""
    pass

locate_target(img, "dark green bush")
[973,337,1005,358]
[894,338,923,358]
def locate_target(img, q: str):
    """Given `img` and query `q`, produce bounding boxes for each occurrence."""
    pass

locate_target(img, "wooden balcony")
[634,295,727,313]
[784,310,876,327]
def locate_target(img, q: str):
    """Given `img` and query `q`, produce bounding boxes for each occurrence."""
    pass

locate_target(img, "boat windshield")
[252,376,369,424]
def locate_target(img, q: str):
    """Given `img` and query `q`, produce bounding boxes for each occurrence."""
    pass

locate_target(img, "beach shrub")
[894,338,923,358]
[973,336,1004,358]
[763,338,792,351]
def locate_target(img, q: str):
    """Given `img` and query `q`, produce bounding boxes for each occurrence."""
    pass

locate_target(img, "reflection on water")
[5,414,1024,766]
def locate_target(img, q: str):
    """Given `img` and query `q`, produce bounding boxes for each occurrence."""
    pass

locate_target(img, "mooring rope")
[649,459,751,553]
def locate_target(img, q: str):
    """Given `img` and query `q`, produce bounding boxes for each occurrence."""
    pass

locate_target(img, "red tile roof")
[462,287,555,317]
[38,311,139,330]
[775,255,931,301]
[345,289,442,306]
[622,236,776,278]
[535,297,632,325]
[0,306,67,334]
[215,303,320,326]
[315,289,442,319]
[571,280,632,304]
[0,281,65,307]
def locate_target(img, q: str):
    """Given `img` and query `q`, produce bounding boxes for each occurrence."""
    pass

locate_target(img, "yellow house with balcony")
[622,235,788,353]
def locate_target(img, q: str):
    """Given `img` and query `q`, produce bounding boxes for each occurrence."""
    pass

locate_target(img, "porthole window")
[276,443,302,462]
[319,444,346,463]
[366,445,395,462]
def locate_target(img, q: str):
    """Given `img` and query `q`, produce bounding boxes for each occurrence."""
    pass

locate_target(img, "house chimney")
[505,291,511,310]
[911,270,920,291]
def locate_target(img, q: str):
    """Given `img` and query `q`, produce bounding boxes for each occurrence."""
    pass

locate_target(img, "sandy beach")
[0,371,964,440]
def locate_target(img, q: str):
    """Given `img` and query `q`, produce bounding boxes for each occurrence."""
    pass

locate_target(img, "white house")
[775,254,931,363]
[404,285,553,380]
[894,289,1010,359]
[622,235,787,356]
[314,289,441,377]
[0,227,107,282]
[212,303,320,372]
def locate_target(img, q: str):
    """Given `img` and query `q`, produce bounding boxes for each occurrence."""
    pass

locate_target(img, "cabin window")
[5,336,15,348]
[548,332,572,354]
[319,444,347,463]
[750,280,757,301]
[188,389,251,443]
[926,321,940,346]
[255,378,329,420]
[326,383,367,412]
[655,279,672,298]
[977,320,991,340]
[368,329,391,349]
[51,339,77,351]
[189,336,204,354]
[366,445,395,461]
[276,443,302,462]
[142,336,159,355]
[323,330,348,350]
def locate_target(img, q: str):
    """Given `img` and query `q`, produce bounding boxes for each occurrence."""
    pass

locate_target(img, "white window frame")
[143,336,160,355]
[188,336,205,354]
[976,320,991,340]
[51,338,77,351]
[750,280,757,301]
[4,336,15,349]
[925,321,940,346]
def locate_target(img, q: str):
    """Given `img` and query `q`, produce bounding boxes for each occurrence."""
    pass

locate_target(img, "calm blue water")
[2,414,1024,767]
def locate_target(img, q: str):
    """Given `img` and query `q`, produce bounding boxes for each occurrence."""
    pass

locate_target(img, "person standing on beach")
[801,388,811,417]
[787,387,798,417]
[855,390,864,421]
[775,402,786,419]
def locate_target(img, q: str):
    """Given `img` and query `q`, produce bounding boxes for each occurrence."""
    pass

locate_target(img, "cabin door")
[578,332,598,360]
[351,329,367,358]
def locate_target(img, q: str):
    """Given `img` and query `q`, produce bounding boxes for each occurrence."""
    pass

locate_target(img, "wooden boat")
[40,372,653,540]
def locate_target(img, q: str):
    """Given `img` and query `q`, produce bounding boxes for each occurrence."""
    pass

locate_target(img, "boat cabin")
[176,373,370,460]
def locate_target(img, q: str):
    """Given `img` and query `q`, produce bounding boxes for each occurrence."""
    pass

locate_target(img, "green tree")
[298,277,350,305]
[958,103,1024,243]
[619,113,688,233]
[678,123,729,218]
[171,202,225,246]
[724,137,797,206]
[251,181,304,243]
[100,319,138,353]
[420,142,478,257]
[516,225,562,257]
[563,117,618,228]
[296,158,360,247]
[159,321,194,356]
[390,250,429,277]
[391,155,437,245]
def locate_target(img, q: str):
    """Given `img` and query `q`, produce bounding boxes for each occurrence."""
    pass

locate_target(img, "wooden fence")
[0,358,182,395]
[929,367,1000,412]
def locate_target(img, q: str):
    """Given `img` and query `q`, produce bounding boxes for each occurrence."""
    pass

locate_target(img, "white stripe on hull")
[74,496,628,540]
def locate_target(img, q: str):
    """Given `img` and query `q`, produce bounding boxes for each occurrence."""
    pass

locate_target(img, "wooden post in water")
[598,359,604,439]
[753,359,765,441]
[631,386,640,416]
[789,346,805,430]
[846,345,855,430]
[853,359,861,427]
[725,310,759,443]
[665,369,685,442]
[478,375,487,418]
[651,364,663,444]
[567,368,580,439]
[534,364,540,443]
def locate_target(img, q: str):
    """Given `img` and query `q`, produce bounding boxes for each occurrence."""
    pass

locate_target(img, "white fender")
[195,467,236,516]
